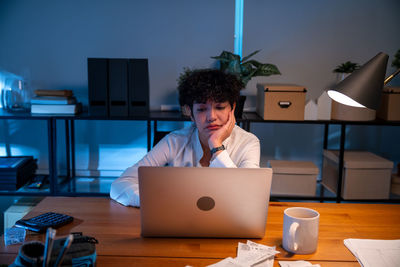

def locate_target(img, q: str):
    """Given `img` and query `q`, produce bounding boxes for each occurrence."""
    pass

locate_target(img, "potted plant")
[392,49,400,69]
[333,61,360,82]
[384,49,400,85]
[211,50,280,118]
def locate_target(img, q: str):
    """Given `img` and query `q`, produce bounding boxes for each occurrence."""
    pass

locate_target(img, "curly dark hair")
[178,69,243,110]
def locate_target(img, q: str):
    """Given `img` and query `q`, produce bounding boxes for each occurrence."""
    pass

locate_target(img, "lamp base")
[331,100,376,121]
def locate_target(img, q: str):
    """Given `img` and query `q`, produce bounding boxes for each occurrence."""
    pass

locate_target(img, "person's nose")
[207,107,216,122]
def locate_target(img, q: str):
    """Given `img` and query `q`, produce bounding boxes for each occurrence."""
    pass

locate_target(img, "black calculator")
[15,212,74,233]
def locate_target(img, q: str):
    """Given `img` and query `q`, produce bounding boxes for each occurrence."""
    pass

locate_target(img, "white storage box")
[322,150,393,199]
[268,160,319,196]
[4,205,34,232]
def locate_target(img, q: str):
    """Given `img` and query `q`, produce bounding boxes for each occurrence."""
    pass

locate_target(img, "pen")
[54,234,74,267]
[42,228,56,267]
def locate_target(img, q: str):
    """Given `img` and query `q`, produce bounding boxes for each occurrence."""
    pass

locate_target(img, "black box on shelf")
[128,58,150,117]
[109,59,129,117]
[88,58,109,116]
[0,156,37,191]
[87,57,150,118]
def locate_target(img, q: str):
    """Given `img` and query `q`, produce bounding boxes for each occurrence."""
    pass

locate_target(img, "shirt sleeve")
[109,135,173,207]
[209,135,260,168]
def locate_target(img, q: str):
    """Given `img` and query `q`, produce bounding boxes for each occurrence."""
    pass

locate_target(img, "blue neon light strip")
[234,0,244,58]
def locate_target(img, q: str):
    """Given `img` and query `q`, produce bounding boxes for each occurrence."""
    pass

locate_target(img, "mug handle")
[288,222,299,252]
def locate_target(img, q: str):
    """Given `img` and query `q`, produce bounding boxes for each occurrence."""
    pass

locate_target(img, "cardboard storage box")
[377,86,400,121]
[391,174,400,196]
[257,84,306,120]
[268,160,319,196]
[322,150,393,199]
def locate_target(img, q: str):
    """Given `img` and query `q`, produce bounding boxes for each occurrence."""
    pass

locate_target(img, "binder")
[88,58,109,116]
[109,59,129,117]
[128,59,150,116]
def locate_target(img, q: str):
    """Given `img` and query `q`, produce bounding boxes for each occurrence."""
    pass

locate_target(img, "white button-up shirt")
[110,124,260,207]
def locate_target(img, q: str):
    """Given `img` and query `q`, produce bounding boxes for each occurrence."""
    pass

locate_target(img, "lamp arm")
[384,68,400,85]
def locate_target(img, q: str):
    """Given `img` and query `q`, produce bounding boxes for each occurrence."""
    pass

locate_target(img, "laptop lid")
[138,167,272,238]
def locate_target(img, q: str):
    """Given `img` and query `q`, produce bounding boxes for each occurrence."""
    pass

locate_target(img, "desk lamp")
[327,52,389,110]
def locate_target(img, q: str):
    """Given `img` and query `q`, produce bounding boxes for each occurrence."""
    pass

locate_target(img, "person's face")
[191,100,234,137]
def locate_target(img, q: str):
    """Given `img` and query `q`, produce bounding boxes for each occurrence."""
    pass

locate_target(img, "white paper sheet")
[207,241,279,267]
[278,260,320,267]
[344,238,400,267]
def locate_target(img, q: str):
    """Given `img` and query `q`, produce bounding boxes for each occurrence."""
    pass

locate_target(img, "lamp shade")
[327,52,388,110]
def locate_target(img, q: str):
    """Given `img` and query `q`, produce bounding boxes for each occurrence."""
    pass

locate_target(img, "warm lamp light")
[327,52,389,110]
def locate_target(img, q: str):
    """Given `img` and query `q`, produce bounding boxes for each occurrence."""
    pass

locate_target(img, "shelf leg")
[147,120,152,151]
[71,120,76,192]
[65,120,71,179]
[48,118,57,195]
[323,123,329,149]
[336,124,346,203]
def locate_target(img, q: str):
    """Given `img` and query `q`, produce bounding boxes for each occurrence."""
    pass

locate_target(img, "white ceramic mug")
[282,207,320,254]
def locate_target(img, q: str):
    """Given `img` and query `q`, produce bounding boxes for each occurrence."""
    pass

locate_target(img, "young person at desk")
[110,69,260,207]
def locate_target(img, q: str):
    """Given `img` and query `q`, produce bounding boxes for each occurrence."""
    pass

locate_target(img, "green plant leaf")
[253,63,281,76]
[211,51,240,62]
[241,50,260,63]
[242,69,259,85]
[240,61,256,76]
[227,60,242,75]
[392,49,400,69]
[333,61,360,73]
[241,75,254,86]
[245,60,262,68]
[211,51,241,72]
[211,50,280,88]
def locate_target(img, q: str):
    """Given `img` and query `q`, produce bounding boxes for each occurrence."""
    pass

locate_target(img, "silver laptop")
[138,167,272,238]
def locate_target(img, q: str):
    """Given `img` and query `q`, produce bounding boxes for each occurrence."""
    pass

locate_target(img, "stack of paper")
[344,239,400,267]
[207,240,279,267]
[278,260,320,267]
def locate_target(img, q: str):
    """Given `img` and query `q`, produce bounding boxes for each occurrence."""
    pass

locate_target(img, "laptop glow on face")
[138,167,272,238]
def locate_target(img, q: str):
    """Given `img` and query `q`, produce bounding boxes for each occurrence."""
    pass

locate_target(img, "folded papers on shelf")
[344,238,400,267]
[207,240,279,267]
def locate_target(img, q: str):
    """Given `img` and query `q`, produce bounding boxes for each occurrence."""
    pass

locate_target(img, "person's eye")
[216,106,226,110]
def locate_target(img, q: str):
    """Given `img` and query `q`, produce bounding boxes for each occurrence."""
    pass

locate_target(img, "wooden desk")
[1,197,400,266]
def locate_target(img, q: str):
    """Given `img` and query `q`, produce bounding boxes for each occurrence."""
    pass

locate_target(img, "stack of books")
[30,90,82,114]
[0,156,37,191]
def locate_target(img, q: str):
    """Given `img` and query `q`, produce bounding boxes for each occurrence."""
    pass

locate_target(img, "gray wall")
[1,0,400,175]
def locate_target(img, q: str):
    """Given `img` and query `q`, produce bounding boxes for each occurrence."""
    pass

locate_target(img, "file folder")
[88,58,109,116]
[128,59,150,116]
[109,59,129,117]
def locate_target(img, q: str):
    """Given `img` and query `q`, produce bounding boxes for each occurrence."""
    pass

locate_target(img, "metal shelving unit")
[1,109,399,202]
[243,112,400,203]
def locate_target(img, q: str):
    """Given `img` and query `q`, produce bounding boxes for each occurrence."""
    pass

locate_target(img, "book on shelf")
[31,96,76,105]
[34,89,73,97]
[31,103,82,114]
